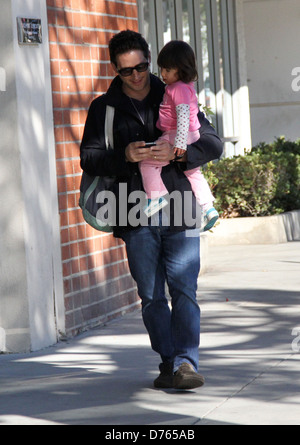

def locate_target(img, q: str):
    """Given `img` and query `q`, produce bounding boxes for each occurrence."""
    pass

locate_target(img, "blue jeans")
[121,223,201,372]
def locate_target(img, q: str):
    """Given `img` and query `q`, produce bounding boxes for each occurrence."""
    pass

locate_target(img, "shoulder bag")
[79,105,115,232]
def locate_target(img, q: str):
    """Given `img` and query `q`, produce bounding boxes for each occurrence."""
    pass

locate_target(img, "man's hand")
[125,142,152,163]
[148,141,175,162]
[125,141,186,163]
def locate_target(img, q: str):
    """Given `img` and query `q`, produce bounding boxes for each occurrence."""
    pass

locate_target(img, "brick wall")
[46,0,140,336]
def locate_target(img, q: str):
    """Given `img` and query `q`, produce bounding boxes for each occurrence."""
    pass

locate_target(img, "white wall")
[0,0,64,352]
[0,0,31,352]
[243,0,300,145]
[11,0,65,351]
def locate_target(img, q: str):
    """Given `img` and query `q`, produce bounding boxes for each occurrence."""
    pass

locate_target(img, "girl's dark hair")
[109,30,150,67]
[157,40,198,83]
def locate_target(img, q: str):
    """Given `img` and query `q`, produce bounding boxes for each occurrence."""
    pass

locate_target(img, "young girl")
[139,40,219,231]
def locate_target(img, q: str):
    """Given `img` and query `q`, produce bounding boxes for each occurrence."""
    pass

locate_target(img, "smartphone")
[144,142,157,148]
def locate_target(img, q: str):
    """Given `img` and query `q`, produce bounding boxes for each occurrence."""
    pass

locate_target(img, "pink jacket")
[157,81,200,133]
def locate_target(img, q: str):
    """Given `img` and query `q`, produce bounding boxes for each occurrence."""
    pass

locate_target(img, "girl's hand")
[174,147,187,158]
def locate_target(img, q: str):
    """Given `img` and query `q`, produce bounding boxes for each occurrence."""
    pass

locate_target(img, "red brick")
[80,273,90,289]
[71,258,80,274]
[47,0,141,335]
[54,110,64,126]
[63,261,72,278]
[63,278,72,295]
[59,45,76,61]
[79,256,88,272]
[52,92,62,108]
[71,0,81,10]
[48,25,57,43]
[54,127,64,144]
[47,9,57,25]
[60,228,69,244]
[69,225,79,242]
[67,193,77,209]
[51,76,61,92]
[58,193,68,211]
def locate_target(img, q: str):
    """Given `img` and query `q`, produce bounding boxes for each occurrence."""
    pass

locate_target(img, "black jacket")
[80,74,223,237]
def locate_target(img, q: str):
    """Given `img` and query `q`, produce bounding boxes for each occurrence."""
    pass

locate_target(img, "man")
[80,30,223,390]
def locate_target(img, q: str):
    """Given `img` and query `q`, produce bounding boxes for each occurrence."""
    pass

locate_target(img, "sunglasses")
[117,62,150,77]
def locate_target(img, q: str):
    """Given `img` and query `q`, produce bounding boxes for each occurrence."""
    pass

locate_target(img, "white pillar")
[234,0,252,153]
[4,0,64,351]
[0,67,6,91]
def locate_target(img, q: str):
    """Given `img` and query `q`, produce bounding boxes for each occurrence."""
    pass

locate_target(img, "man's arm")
[185,111,223,170]
[80,98,129,177]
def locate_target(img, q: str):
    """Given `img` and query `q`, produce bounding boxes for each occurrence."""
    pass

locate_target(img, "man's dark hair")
[109,30,150,67]
[157,40,198,84]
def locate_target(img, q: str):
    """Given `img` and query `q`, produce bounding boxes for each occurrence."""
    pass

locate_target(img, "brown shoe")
[154,362,174,389]
[173,363,205,390]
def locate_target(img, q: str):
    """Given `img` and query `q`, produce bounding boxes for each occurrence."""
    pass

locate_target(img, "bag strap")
[81,105,115,207]
[82,176,100,207]
[105,105,115,150]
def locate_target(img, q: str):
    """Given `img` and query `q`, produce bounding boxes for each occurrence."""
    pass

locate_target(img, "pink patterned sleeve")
[174,104,190,151]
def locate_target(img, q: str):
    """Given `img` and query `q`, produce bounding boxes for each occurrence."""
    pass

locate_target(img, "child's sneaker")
[144,196,168,217]
[201,207,219,232]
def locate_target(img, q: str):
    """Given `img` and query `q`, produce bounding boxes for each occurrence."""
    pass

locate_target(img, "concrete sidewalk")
[0,242,299,425]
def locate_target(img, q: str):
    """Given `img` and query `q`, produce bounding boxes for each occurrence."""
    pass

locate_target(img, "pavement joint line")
[198,352,296,424]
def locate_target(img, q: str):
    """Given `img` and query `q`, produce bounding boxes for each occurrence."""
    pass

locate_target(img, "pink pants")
[139,130,214,207]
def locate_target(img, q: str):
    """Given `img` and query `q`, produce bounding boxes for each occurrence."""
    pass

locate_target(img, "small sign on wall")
[17,18,42,45]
